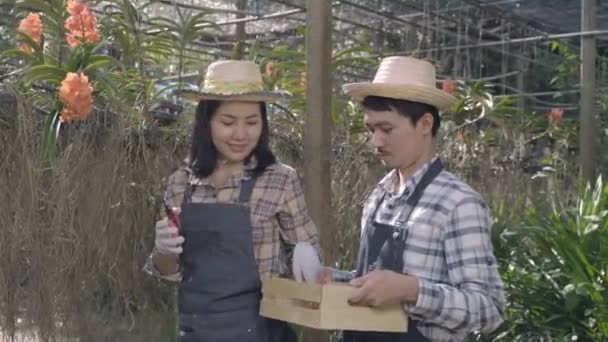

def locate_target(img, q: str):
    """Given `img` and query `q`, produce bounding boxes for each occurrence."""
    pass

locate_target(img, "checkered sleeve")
[276,168,321,255]
[407,196,505,333]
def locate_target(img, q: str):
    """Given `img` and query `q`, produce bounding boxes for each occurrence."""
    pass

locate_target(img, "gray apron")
[177,175,297,342]
[342,159,443,342]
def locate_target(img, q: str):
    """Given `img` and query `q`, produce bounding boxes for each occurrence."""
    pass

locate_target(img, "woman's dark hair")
[189,100,276,178]
[362,96,440,137]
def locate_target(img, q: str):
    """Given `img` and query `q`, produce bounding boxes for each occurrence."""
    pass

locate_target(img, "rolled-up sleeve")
[276,169,321,253]
[142,170,186,283]
[407,196,505,333]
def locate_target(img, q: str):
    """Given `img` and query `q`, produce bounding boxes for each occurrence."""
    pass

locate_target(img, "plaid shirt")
[342,157,505,341]
[143,160,320,282]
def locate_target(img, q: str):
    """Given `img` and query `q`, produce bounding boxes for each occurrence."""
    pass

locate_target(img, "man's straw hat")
[343,56,456,111]
[180,60,289,103]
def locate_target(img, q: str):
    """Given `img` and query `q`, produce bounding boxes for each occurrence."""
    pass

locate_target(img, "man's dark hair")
[361,96,440,136]
[189,100,276,178]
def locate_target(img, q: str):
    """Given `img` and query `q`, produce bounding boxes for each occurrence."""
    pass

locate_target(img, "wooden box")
[260,277,408,332]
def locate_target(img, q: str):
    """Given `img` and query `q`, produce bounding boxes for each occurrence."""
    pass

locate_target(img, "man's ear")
[418,112,434,135]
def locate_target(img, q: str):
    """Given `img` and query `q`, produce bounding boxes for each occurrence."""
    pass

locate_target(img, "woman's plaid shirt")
[144,161,320,282]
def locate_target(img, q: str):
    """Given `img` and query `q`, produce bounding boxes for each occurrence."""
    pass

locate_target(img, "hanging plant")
[3,0,123,161]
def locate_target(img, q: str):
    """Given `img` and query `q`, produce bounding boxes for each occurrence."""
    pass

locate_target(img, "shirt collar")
[184,156,261,187]
[378,156,438,198]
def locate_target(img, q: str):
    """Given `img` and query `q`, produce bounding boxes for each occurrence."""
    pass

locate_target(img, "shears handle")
[163,201,181,237]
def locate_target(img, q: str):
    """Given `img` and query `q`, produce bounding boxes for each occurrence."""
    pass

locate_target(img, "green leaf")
[1,48,36,62]
[22,64,66,85]
[14,30,44,59]
[41,110,60,161]
[82,55,124,74]
[15,0,52,13]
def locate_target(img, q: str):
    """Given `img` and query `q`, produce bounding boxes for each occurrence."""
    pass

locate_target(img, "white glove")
[292,242,322,284]
[155,217,184,255]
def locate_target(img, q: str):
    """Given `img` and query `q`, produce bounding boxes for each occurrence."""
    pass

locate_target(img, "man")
[323,56,505,341]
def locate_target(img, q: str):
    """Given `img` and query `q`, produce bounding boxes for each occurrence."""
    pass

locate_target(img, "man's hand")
[348,270,419,307]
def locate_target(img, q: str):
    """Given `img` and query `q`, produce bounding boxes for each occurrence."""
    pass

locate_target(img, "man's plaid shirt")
[339,157,505,341]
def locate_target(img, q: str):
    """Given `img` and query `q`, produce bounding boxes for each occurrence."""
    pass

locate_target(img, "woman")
[144,60,323,342]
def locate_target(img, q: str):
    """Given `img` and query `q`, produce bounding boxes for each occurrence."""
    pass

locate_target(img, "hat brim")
[342,83,457,112]
[177,89,291,103]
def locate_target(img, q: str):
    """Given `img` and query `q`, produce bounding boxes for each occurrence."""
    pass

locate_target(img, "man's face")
[364,108,432,170]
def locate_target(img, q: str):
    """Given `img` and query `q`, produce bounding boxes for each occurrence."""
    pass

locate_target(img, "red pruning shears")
[163,200,181,237]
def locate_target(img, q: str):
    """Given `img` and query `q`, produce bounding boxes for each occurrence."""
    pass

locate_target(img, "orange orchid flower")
[547,108,564,123]
[441,79,456,95]
[64,0,100,47]
[17,13,42,53]
[67,0,87,16]
[59,72,94,123]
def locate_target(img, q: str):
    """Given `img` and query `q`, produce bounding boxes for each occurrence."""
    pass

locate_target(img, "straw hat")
[343,56,456,112]
[179,60,290,103]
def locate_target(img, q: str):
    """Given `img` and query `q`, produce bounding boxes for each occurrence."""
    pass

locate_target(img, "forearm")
[329,267,356,283]
[153,251,179,275]
[143,249,181,282]
[407,279,504,333]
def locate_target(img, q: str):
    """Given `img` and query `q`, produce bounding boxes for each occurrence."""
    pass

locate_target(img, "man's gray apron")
[342,159,443,342]
[177,175,297,342]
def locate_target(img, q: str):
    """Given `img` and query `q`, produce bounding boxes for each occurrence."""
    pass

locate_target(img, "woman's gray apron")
[177,175,297,342]
[341,159,443,342]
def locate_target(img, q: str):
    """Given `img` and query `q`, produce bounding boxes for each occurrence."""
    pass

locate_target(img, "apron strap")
[182,184,197,205]
[376,158,444,271]
[404,158,443,208]
[394,158,444,239]
[181,170,258,206]
[238,174,257,204]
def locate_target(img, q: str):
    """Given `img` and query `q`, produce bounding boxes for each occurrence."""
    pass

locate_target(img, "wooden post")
[233,0,247,59]
[303,0,332,341]
[580,0,599,183]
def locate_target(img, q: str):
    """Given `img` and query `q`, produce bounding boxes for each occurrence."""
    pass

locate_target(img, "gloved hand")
[292,242,322,284]
[155,211,184,255]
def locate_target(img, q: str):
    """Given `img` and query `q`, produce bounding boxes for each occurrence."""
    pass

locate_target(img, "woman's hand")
[317,267,334,284]
[155,215,184,255]
[292,242,322,284]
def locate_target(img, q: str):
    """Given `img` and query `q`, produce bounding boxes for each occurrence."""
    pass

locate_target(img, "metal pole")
[303,0,332,340]
[370,30,608,57]
[516,57,526,111]
[157,0,256,15]
[580,0,599,183]
[233,0,247,59]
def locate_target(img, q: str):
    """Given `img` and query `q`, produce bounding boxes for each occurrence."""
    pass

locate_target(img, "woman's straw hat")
[343,56,456,111]
[180,60,290,103]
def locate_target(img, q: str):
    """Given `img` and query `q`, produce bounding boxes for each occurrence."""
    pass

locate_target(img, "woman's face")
[210,101,263,164]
